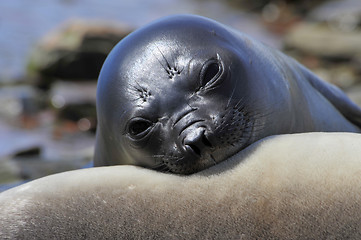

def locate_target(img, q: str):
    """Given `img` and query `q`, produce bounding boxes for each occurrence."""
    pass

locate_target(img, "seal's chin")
[163,158,216,175]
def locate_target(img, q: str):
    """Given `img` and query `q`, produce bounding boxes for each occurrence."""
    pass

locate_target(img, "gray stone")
[0,120,43,158]
[0,118,95,165]
[284,22,361,59]
[49,81,97,106]
[346,84,361,108]
[309,0,361,32]
[13,157,91,181]
[0,158,22,185]
[0,85,43,123]
[312,65,359,89]
[27,19,132,86]
[49,81,97,131]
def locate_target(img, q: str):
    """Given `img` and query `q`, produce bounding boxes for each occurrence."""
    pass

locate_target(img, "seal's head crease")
[173,107,198,127]
[133,85,151,103]
[166,66,181,79]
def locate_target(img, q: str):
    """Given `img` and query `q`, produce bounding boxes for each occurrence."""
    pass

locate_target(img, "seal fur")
[94,14,361,174]
[1,132,361,239]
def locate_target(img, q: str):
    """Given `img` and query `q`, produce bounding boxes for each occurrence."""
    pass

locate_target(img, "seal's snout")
[183,127,213,157]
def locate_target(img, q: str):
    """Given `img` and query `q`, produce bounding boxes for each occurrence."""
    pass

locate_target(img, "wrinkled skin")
[94,15,361,174]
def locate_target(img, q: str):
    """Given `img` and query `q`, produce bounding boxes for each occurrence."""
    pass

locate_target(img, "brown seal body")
[95,15,361,174]
[2,133,361,239]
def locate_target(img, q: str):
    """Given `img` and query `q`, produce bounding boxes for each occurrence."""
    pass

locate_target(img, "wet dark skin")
[94,15,361,174]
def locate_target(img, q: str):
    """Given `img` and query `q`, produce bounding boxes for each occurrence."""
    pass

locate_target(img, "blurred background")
[1,0,361,191]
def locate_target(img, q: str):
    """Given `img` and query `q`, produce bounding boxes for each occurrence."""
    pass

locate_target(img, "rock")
[351,54,361,73]
[49,81,97,106]
[312,64,359,89]
[14,147,41,157]
[261,1,302,34]
[309,0,361,32]
[284,22,361,59]
[0,117,95,163]
[0,119,94,186]
[346,84,361,108]
[225,0,326,14]
[0,85,44,126]
[0,158,22,185]
[27,19,132,87]
[0,121,44,158]
[49,81,97,132]
[13,157,91,181]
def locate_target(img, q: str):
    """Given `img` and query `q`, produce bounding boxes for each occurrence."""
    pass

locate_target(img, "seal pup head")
[95,15,279,174]
[94,15,314,174]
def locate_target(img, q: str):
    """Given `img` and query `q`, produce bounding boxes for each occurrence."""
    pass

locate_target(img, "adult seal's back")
[95,14,361,174]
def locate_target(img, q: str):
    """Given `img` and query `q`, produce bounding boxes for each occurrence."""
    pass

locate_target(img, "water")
[0,0,278,81]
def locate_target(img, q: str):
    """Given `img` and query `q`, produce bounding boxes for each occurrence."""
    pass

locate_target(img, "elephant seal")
[2,132,361,239]
[95,14,361,174]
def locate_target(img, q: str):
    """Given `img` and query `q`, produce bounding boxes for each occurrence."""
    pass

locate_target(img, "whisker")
[226,71,237,109]
[151,48,168,73]
[151,163,165,168]
[151,154,166,158]
[234,97,246,110]
[174,156,185,164]
[210,154,217,165]
[152,163,170,172]
[156,45,171,69]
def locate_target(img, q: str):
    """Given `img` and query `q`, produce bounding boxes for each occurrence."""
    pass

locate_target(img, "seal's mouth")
[154,114,255,175]
[154,142,250,175]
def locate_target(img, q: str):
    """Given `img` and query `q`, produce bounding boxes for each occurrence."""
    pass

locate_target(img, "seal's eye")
[127,118,153,139]
[200,58,223,89]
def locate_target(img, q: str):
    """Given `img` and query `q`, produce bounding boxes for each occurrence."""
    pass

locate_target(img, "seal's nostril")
[202,134,213,148]
[186,144,201,156]
[183,128,213,157]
